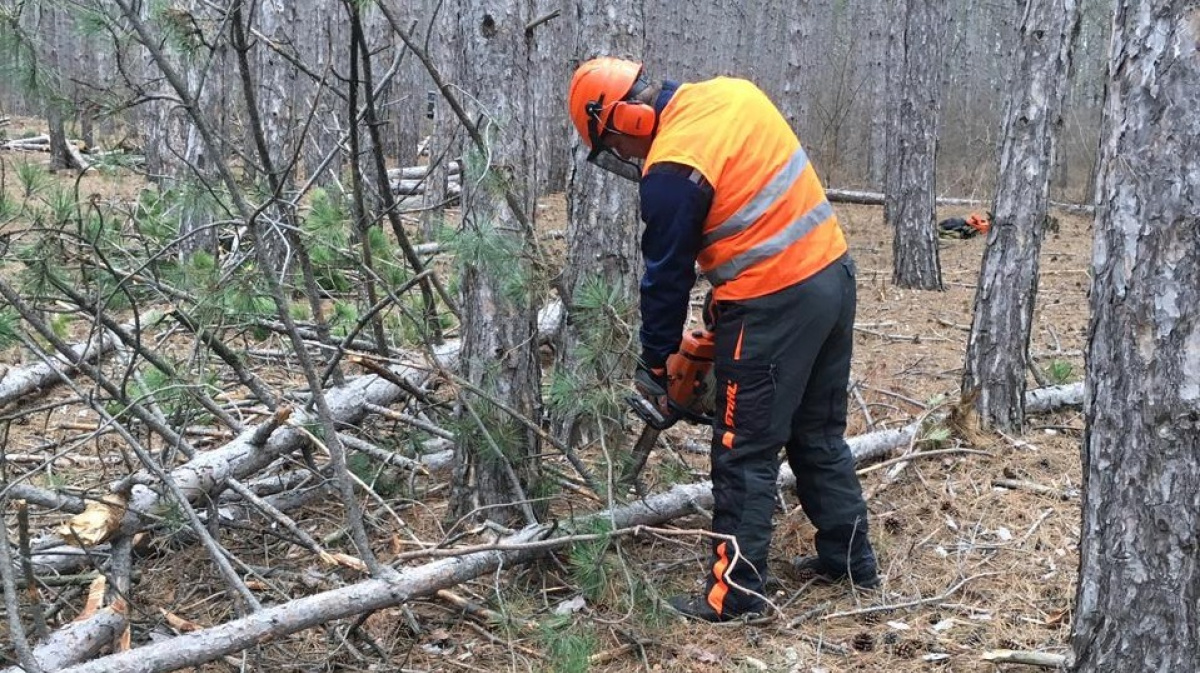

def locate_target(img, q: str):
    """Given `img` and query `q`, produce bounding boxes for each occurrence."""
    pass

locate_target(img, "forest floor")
[0,118,1091,672]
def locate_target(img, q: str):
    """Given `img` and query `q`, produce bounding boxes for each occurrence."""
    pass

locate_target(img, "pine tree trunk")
[1070,3,1200,671]
[962,0,1081,432]
[37,3,71,171]
[885,0,946,290]
[551,1,644,450]
[528,0,571,193]
[295,3,349,186]
[450,0,543,526]
[781,1,831,137]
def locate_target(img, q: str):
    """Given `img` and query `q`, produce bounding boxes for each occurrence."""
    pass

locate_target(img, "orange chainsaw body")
[665,327,716,422]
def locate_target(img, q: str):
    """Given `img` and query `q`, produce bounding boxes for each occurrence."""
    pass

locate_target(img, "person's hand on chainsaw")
[635,357,670,416]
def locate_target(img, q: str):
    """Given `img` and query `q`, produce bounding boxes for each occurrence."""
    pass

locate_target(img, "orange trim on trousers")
[706,541,731,614]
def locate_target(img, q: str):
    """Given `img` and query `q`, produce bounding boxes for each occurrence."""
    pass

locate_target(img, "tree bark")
[449,0,543,526]
[0,609,126,673]
[0,330,118,408]
[885,0,947,290]
[1069,4,1200,671]
[962,0,1081,432]
[550,0,643,453]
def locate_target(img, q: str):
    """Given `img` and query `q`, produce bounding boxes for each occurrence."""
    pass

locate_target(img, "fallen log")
[48,382,1084,673]
[0,608,126,673]
[65,141,93,173]
[2,134,50,148]
[980,649,1067,668]
[0,329,120,408]
[26,341,462,572]
[387,162,460,180]
[1024,382,1083,413]
[824,188,1094,215]
[390,178,461,197]
[4,485,86,514]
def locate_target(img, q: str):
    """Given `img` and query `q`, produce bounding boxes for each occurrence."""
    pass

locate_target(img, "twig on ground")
[860,384,929,410]
[863,403,948,499]
[1020,509,1055,545]
[854,326,952,343]
[364,402,454,440]
[849,380,876,431]
[796,632,851,656]
[821,573,998,620]
[980,649,1067,668]
[16,500,48,638]
[992,478,1079,500]
[857,447,991,475]
[935,317,971,331]
[0,511,45,673]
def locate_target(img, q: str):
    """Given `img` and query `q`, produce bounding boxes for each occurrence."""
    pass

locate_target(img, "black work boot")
[666,594,769,624]
[790,555,880,589]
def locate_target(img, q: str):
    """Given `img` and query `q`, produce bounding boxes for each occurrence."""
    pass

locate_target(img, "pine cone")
[852,632,875,652]
[882,632,900,645]
[895,639,924,658]
[858,610,882,626]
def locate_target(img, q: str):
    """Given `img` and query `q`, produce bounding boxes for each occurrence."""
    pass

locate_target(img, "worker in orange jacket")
[568,58,879,622]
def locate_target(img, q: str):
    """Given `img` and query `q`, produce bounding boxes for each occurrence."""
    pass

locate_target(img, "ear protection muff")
[608,100,656,137]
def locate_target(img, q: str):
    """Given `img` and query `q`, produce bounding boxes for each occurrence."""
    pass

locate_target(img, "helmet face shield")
[586,145,643,182]
[584,97,642,182]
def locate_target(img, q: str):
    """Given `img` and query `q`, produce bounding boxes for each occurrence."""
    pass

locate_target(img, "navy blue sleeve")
[637,167,711,368]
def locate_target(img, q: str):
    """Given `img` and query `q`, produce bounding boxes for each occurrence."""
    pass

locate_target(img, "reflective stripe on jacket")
[642,78,846,301]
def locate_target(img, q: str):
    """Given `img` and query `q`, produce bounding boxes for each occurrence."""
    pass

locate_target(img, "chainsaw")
[620,324,716,492]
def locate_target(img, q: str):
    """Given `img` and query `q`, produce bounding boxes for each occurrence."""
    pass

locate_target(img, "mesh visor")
[587,146,643,182]
[585,98,643,182]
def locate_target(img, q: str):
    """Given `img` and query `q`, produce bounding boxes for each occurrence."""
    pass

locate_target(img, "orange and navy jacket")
[637,77,845,367]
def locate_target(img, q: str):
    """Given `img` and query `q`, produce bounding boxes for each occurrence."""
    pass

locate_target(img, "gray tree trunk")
[550,2,643,450]
[1069,3,1200,672]
[780,0,832,140]
[178,3,233,258]
[528,0,571,193]
[37,2,71,171]
[885,0,946,290]
[294,3,350,187]
[450,0,543,526]
[962,0,1081,432]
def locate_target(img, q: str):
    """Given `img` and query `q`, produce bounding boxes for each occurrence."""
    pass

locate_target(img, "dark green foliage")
[1046,359,1075,385]
[302,188,353,292]
[537,616,597,673]
[0,308,18,349]
[449,218,530,309]
[568,519,615,603]
[15,161,48,199]
[346,452,404,498]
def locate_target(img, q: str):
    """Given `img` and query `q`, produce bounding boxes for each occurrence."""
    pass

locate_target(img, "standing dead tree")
[962,0,1082,432]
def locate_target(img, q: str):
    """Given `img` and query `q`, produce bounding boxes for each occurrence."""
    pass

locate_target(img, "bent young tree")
[884,0,946,290]
[1069,3,1200,671]
[962,0,1081,431]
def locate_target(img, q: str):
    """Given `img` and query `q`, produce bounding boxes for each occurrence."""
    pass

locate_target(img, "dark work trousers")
[704,253,876,616]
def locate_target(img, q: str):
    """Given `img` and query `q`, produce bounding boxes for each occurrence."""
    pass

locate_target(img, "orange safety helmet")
[567,57,655,181]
